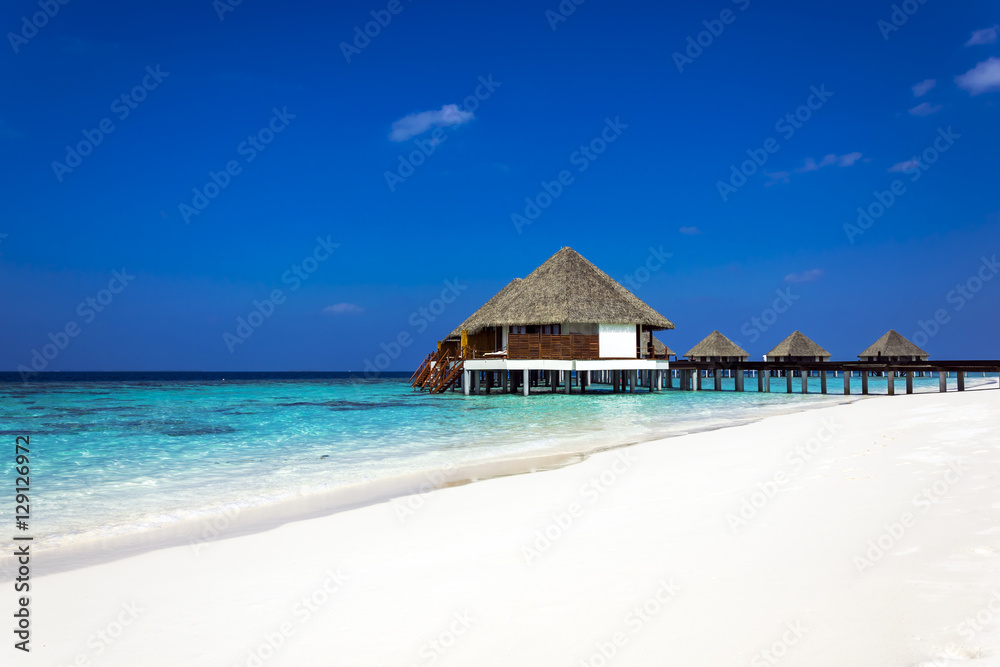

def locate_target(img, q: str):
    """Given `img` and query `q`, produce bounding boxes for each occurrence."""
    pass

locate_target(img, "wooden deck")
[667,359,1000,394]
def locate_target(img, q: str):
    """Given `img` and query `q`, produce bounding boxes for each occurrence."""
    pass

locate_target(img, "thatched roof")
[858,329,928,359]
[641,331,675,357]
[448,278,523,338]
[766,331,831,359]
[684,331,748,358]
[449,248,674,336]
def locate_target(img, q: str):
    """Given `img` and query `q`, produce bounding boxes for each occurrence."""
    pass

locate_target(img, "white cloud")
[838,152,863,166]
[764,171,790,187]
[908,102,942,116]
[911,79,937,97]
[956,57,1000,95]
[888,159,920,172]
[794,153,863,173]
[784,269,824,283]
[678,226,701,235]
[323,303,364,315]
[388,104,474,142]
[966,25,999,46]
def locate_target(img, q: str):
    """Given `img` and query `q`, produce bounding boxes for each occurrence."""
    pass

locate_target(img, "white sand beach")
[12,384,1000,667]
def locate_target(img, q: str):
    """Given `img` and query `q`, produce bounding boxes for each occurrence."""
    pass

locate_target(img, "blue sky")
[1,0,998,373]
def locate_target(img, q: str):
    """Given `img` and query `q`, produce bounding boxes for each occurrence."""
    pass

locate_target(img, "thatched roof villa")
[413,247,675,394]
[858,330,929,362]
[684,331,749,362]
[765,331,832,362]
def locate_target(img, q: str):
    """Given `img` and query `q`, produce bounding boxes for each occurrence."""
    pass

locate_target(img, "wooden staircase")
[412,349,466,393]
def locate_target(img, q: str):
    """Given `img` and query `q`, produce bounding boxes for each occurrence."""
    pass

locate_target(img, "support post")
[522,369,530,396]
[906,371,913,394]
[844,370,850,395]
[862,372,869,395]
[735,369,744,392]
[757,371,764,393]
[694,370,702,391]
[473,372,481,395]
[564,371,571,395]
[665,370,673,389]
[786,372,793,394]
[502,371,508,393]
[820,371,827,394]
[463,370,471,396]
[939,371,947,393]
[957,371,965,391]
[763,372,770,393]
[801,371,808,394]
[629,370,637,394]
[887,370,894,396]
[714,368,722,391]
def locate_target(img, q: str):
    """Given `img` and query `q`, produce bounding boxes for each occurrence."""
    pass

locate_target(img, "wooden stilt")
[801,371,808,394]
[844,371,850,395]
[906,371,913,394]
[939,371,947,393]
[522,369,530,396]
[862,372,869,395]
[957,371,965,391]
[887,370,894,396]
[820,370,827,394]
[786,372,793,394]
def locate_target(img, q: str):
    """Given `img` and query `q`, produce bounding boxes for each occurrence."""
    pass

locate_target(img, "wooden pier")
[665,360,1000,395]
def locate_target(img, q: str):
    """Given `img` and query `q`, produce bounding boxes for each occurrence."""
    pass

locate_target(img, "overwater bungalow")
[683,331,749,362]
[764,331,831,362]
[411,247,675,394]
[858,329,929,362]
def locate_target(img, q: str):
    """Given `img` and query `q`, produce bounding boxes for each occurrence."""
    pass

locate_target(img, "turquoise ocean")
[0,371,986,553]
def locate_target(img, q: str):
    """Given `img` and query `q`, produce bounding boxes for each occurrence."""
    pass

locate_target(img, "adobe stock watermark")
[213,0,244,21]
[61,601,144,666]
[17,269,135,381]
[909,254,998,350]
[957,590,1000,642]
[672,0,751,73]
[512,116,628,234]
[392,463,459,524]
[621,246,672,292]
[223,236,339,353]
[844,126,959,244]
[716,84,834,202]
[521,450,636,566]
[179,107,296,224]
[545,0,586,31]
[7,0,71,53]
[384,75,501,192]
[52,66,170,183]
[579,577,680,667]
[750,621,807,667]
[232,568,349,667]
[360,277,466,378]
[877,0,931,41]
[412,611,474,665]
[853,460,965,573]
[727,417,839,531]
[339,0,412,63]
[188,506,241,556]
[738,287,799,345]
